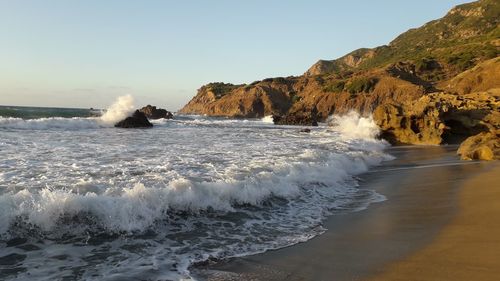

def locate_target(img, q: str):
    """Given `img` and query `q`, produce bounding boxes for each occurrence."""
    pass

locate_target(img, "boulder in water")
[114,110,153,128]
[139,105,173,119]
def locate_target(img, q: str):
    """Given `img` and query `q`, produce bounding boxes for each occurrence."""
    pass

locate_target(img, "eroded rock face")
[179,80,295,117]
[180,69,427,121]
[457,131,500,160]
[304,48,375,76]
[373,91,499,146]
[273,107,319,126]
[139,105,173,119]
[115,110,153,128]
[373,103,444,145]
[180,0,498,124]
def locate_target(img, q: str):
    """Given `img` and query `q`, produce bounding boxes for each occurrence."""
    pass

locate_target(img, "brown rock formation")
[305,48,375,76]
[457,131,500,160]
[179,0,499,160]
[115,110,153,128]
[139,105,173,119]
[373,58,499,160]
[180,70,427,120]
[179,81,294,117]
[181,0,499,121]
[273,106,319,126]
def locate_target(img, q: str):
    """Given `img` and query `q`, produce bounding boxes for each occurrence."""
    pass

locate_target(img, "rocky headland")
[180,0,499,159]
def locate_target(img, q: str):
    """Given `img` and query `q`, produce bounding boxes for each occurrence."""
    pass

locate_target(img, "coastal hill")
[181,0,498,118]
[180,0,499,159]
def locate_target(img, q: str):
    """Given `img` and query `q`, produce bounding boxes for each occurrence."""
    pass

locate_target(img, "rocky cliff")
[180,0,499,159]
[180,69,428,120]
[373,58,499,160]
[179,81,294,117]
[181,0,498,119]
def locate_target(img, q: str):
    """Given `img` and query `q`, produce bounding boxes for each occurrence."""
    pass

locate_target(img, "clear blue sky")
[0,0,469,110]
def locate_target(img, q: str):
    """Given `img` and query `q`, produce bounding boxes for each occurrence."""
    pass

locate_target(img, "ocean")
[0,98,391,280]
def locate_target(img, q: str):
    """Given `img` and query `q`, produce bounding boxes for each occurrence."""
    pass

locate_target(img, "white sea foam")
[0,95,135,130]
[261,115,274,123]
[0,116,102,130]
[0,147,387,235]
[0,112,391,281]
[328,111,380,140]
[99,95,135,125]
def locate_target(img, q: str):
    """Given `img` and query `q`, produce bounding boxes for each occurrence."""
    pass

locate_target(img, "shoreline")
[371,156,500,281]
[191,145,497,280]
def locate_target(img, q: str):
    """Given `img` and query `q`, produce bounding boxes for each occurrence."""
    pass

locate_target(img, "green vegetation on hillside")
[322,77,378,94]
[310,0,500,82]
[323,80,346,93]
[345,77,379,94]
[205,82,244,99]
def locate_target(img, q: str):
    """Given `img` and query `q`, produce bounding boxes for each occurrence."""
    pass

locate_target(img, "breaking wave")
[0,109,391,280]
[261,115,274,123]
[328,111,381,140]
[0,148,386,236]
[99,95,135,125]
[0,95,135,130]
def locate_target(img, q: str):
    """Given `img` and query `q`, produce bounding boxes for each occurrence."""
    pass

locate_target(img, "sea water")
[0,97,391,280]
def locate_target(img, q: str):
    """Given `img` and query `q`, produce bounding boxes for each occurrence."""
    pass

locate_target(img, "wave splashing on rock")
[0,112,390,280]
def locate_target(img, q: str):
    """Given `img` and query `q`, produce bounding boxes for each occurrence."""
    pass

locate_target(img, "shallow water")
[0,107,390,280]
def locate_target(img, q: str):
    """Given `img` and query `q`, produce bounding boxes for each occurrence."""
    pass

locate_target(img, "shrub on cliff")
[446,52,475,71]
[345,77,379,94]
[291,93,302,103]
[206,82,243,99]
[323,80,346,93]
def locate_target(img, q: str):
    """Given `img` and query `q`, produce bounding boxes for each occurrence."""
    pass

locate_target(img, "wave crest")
[328,111,380,140]
[0,148,388,236]
[0,95,135,130]
[99,95,135,125]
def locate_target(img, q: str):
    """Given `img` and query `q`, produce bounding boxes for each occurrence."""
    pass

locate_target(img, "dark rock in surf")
[139,105,173,119]
[115,110,153,128]
[273,106,319,126]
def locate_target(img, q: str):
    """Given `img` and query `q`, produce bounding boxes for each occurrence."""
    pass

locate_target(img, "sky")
[0,0,470,110]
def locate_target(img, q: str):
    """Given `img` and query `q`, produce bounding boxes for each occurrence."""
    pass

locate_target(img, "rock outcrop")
[115,110,153,128]
[373,90,499,145]
[372,57,500,160]
[178,0,499,160]
[179,81,295,117]
[273,107,319,126]
[139,105,173,119]
[457,131,500,160]
[181,0,498,122]
[305,48,376,76]
[180,71,427,120]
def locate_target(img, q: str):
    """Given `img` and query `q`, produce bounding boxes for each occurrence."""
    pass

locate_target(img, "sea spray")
[0,113,390,280]
[99,95,135,125]
[0,95,136,129]
[261,115,274,123]
[327,111,380,140]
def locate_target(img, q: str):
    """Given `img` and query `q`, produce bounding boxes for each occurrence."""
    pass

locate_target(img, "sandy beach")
[371,156,500,280]
[191,145,500,281]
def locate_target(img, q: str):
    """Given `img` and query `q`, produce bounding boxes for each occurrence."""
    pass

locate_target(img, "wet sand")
[371,156,500,281]
[191,145,498,281]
